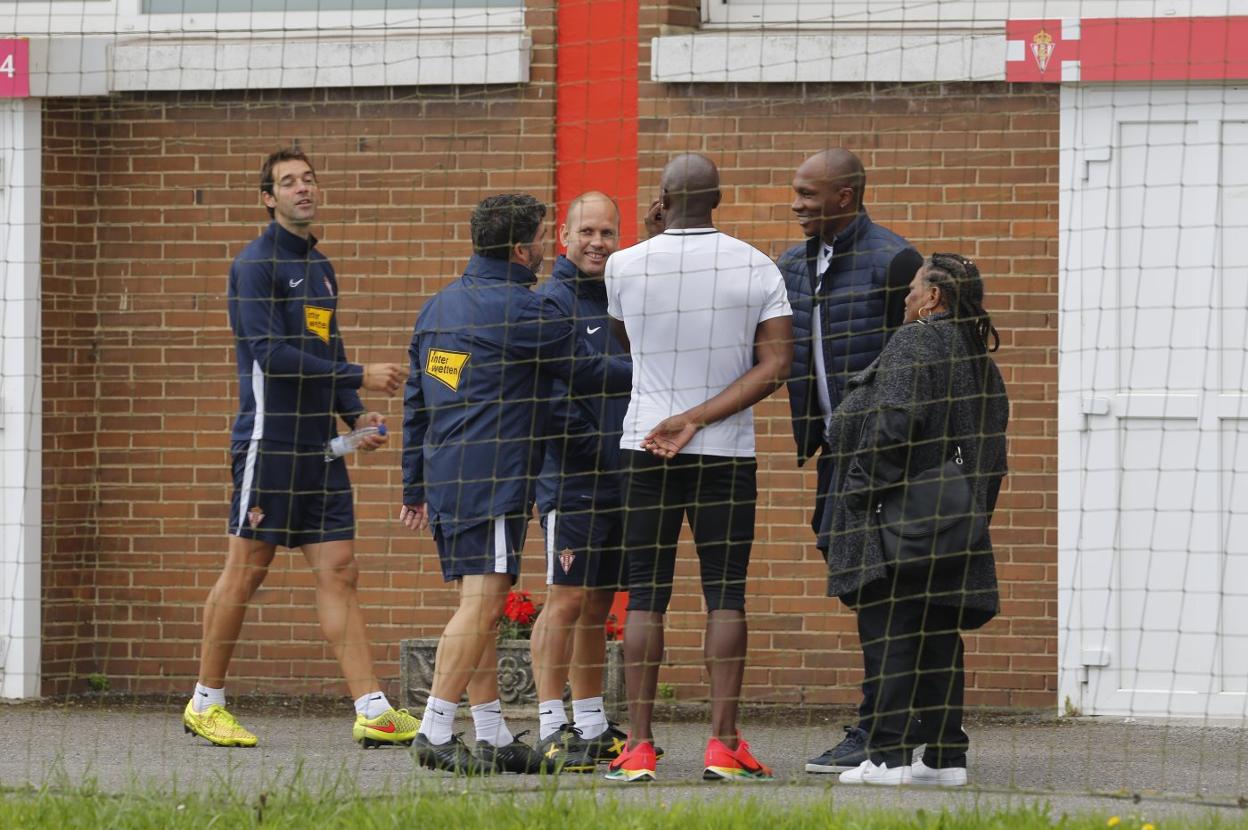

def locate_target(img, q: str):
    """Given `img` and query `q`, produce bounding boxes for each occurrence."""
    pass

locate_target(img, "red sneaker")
[604,739,657,782]
[703,735,774,781]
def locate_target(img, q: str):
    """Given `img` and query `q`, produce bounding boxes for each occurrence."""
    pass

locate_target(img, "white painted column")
[0,97,41,699]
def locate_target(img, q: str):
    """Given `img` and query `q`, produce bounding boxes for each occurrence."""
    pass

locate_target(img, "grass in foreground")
[3,788,1247,830]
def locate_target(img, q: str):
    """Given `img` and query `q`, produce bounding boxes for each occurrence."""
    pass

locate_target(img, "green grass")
[3,788,1246,830]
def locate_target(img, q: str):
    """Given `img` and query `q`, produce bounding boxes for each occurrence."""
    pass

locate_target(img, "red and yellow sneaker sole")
[703,764,774,781]
[605,766,656,782]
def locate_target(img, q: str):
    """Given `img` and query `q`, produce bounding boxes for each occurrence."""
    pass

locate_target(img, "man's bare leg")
[430,573,511,702]
[568,588,615,699]
[622,610,664,744]
[302,539,380,699]
[198,536,276,688]
[466,633,500,705]
[705,608,747,746]
[531,585,584,704]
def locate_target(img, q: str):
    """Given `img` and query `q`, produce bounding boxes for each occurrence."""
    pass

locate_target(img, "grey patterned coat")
[820,312,1009,629]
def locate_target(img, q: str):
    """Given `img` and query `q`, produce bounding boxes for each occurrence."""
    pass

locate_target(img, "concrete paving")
[2,700,1247,823]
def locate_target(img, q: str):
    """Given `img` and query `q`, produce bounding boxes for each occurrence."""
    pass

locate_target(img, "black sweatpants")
[855,588,970,769]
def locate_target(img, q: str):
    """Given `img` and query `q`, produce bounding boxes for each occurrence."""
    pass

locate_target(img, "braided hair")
[923,253,1000,353]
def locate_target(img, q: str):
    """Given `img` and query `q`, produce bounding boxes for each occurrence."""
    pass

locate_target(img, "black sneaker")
[412,733,485,776]
[534,724,596,773]
[584,723,665,763]
[474,733,542,774]
[805,725,868,774]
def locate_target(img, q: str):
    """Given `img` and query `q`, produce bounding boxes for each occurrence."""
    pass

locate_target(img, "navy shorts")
[541,505,625,590]
[620,451,757,613]
[434,516,528,583]
[230,439,355,549]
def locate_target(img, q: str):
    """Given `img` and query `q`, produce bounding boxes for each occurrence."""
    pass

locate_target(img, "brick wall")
[40,0,1057,708]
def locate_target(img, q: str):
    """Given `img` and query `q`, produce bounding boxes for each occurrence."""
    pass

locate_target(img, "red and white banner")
[1007,16,1248,82]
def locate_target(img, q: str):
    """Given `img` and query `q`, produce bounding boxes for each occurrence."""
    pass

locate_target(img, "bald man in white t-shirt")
[603,153,793,783]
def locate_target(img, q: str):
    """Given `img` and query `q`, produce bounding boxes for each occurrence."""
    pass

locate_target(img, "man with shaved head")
[528,191,634,771]
[604,153,793,782]
[778,149,922,775]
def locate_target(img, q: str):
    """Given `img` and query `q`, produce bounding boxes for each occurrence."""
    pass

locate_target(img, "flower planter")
[400,637,625,718]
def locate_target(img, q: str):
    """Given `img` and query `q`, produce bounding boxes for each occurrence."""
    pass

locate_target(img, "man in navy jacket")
[184,148,416,750]
[778,149,922,774]
[400,193,631,775]
[529,192,632,769]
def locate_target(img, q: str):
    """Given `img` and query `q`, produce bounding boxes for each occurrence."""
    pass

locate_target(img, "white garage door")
[1058,85,1248,719]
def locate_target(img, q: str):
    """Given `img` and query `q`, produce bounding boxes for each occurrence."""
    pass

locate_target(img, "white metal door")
[1059,85,1248,719]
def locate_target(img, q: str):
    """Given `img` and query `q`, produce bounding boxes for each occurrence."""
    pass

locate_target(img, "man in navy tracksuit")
[779,149,922,775]
[184,148,418,750]
[400,193,631,775]
[529,192,632,767]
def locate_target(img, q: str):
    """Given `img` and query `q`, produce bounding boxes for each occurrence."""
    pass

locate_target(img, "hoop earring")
[918,306,932,323]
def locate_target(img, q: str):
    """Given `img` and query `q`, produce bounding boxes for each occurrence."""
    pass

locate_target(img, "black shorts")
[620,451,757,613]
[229,439,355,549]
[433,516,528,583]
[541,505,625,590]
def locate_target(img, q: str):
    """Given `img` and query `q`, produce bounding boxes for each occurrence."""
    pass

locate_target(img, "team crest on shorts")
[559,548,576,574]
[247,506,265,528]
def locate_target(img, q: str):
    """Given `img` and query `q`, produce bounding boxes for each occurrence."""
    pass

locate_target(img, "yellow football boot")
[353,707,420,748]
[183,699,258,747]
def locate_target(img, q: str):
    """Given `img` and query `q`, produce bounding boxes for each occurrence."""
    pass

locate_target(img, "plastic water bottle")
[324,423,387,461]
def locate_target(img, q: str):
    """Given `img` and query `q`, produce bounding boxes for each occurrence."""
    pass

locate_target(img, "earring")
[918,306,932,322]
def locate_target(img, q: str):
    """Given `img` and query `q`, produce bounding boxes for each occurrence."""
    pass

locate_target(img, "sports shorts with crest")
[541,505,625,590]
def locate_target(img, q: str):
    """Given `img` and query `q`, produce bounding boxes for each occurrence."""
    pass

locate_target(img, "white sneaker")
[910,759,968,787]
[838,759,911,786]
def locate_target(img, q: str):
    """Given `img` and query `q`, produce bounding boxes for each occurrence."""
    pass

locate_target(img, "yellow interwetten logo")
[426,348,470,391]
[305,305,333,344]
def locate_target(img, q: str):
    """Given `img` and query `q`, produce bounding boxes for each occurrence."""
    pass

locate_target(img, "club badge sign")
[0,39,29,98]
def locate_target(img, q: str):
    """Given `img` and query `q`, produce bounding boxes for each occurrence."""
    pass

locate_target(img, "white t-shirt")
[605,228,793,458]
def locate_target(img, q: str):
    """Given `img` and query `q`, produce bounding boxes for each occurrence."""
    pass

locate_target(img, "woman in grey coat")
[821,253,1009,787]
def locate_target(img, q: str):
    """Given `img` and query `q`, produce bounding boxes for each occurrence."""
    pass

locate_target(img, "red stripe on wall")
[555,0,639,245]
[1006,16,1248,82]
[1080,16,1248,81]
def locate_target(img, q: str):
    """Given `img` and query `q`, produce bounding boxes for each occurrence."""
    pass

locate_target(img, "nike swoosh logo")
[369,722,397,733]
[289,278,304,287]
[587,326,602,334]
[431,708,445,716]
[197,691,208,697]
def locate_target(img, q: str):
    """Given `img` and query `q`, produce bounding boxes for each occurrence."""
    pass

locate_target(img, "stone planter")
[400,637,625,718]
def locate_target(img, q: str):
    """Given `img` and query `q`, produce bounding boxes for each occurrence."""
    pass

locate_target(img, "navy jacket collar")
[831,210,873,250]
[806,210,875,260]
[267,221,318,256]
[552,255,607,302]
[464,254,537,285]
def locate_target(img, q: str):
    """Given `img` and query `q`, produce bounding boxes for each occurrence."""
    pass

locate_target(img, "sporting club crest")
[559,548,576,574]
[1031,29,1055,72]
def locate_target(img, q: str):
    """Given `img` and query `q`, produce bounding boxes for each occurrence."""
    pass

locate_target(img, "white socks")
[192,683,225,713]
[354,691,392,720]
[573,696,608,740]
[538,699,569,740]
[418,696,457,745]
[471,699,514,747]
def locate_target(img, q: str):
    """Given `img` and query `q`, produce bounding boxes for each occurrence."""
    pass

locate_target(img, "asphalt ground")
[2,700,1248,823]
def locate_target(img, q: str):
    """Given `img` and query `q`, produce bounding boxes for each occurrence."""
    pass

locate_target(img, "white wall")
[0,97,40,700]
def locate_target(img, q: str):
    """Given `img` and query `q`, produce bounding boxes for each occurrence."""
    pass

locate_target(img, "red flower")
[503,591,537,626]
[604,613,623,642]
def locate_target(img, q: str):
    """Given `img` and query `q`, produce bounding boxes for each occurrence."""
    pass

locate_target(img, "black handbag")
[875,444,986,578]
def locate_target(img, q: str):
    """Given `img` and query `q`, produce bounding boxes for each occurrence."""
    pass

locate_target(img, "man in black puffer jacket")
[778,148,922,775]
